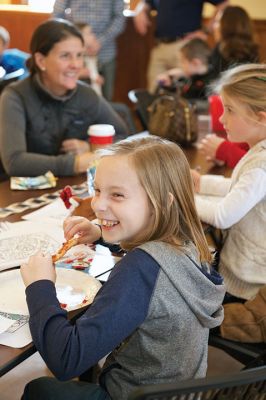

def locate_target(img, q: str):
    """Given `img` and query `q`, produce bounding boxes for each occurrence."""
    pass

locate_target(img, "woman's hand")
[190,169,201,193]
[74,152,99,174]
[198,134,225,163]
[21,251,55,288]
[61,139,90,155]
[86,35,101,56]
[63,216,102,245]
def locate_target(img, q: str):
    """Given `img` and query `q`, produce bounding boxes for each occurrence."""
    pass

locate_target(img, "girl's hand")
[63,216,102,245]
[21,251,55,288]
[95,74,104,85]
[198,134,225,163]
[60,139,90,155]
[190,169,201,193]
[86,36,101,56]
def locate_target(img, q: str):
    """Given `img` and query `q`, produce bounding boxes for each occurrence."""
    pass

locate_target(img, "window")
[28,0,55,12]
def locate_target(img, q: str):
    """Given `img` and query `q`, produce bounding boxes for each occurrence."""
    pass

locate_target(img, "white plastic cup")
[88,124,115,151]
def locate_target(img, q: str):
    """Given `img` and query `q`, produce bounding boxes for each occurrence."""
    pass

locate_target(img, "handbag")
[147,88,198,146]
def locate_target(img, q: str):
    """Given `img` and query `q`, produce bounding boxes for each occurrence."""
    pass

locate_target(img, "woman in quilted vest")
[0,19,128,178]
[192,63,266,303]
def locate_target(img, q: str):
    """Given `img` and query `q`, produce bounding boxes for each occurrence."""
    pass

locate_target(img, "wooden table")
[0,175,86,222]
[0,117,231,377]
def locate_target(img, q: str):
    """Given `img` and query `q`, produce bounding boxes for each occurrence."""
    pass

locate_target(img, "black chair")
[129,365,266,400]
[209,333,266,369]
[128,89,156,131]
[128,88,210,132]
[0,68,25,95]
[110,101,137,135]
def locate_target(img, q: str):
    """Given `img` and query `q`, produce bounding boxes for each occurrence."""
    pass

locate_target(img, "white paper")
[89,245,118,281]
[0,221,64,271]
[23,198,70,226]
[0,322,32,348]
[0,314,15,334]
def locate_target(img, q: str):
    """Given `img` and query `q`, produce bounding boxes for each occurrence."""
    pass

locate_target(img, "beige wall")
[204,0,266,20]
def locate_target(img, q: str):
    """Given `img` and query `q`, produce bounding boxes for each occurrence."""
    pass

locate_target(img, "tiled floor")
[1,346,244,400]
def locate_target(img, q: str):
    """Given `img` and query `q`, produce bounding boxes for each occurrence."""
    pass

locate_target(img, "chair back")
[209,332,266,368]
[110,101,137,135]
[129,366,266,400]
[128,89,156,130]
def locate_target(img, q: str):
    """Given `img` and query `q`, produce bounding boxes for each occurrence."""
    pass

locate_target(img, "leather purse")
[147,89,198,146]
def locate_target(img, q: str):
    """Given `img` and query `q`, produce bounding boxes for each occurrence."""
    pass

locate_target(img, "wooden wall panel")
[114,17,155,104]
[0,9,50,52]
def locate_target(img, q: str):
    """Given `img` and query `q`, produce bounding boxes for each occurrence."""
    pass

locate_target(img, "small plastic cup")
[88,124,115,151]
[208,95,226,133]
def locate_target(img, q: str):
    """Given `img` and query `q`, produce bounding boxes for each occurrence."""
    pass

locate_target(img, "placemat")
[0,182,88,219]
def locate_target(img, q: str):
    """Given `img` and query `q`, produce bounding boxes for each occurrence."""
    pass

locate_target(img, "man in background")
[53,0,125,101]
[134,0,229,92]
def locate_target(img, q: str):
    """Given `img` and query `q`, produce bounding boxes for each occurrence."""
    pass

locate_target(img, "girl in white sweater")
[192,63,266,301]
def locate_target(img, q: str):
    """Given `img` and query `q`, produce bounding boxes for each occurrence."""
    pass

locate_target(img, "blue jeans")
[22,377,111,400]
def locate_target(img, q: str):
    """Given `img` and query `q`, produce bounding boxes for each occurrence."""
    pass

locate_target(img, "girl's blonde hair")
[101,136,212,263]
[214,63,266,117]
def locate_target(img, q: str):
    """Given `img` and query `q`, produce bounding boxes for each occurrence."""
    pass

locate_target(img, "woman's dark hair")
[26,18,84,75]
[219,6,259,64]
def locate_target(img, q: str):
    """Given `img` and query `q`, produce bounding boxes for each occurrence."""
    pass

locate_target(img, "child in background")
[156,38,214,99]
[199,6,259,168]
[21,137,225,400]
[192,63,266,303]
[76,22,103,96]
[0,25,29,77]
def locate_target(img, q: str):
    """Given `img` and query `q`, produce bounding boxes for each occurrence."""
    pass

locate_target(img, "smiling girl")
[192,63,266,302]
[21,137,225,400]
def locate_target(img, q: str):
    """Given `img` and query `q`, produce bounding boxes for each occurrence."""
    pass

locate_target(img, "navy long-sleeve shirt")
[26,249,159,379]
[146,0,225,38]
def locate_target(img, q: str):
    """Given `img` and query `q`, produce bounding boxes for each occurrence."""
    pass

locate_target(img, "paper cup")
[208,95,226,133]
[88,124,115,151]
